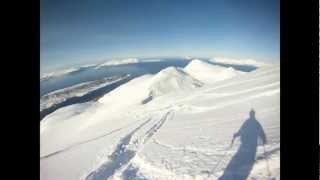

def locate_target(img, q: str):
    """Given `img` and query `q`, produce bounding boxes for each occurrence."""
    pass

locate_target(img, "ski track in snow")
[41,60,279,180]
[41,127,125,160]
[85,111,174,180]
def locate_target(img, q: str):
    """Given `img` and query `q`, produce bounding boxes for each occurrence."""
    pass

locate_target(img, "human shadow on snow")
[218,109,267,180]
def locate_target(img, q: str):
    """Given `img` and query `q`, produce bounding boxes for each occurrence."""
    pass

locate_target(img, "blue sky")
[41,0,279,73]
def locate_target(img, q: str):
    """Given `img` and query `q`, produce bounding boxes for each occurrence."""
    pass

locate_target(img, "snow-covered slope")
[40,75,130,112]
[184,59,244,84]
[40,64,280,180]
[147,67,203,98]
[98,67,203,107]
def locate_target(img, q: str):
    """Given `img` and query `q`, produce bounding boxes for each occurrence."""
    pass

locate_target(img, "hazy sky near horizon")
[41,0,279,73]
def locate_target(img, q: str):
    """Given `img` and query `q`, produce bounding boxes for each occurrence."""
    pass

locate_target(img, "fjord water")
[41,58,257,96]
[41,59,190,96]
[40,58,257,120]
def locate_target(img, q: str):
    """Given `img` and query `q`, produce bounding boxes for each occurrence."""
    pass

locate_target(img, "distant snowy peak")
[184,59,244,84]
[95,58,173,69]
[148,67,203,97]
[40,64,97,81]
[96,58,140,68]
[211,57,270,67]
[40,67,80,81]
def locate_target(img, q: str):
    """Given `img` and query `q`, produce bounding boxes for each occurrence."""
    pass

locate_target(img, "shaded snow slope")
[184,59,244,84]
[40,64,279,180]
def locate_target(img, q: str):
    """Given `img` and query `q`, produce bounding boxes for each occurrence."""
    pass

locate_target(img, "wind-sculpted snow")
[40,63,279,180]
[40,75,130,112]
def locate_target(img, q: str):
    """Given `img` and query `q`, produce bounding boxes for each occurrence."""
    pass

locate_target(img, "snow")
[40,62,279,180]
[96,67,203,114]
[40,75,130,112]
[40,67,81,81]
[40,102,97,134]
[97,74,154,109]
[95,58,172,69]
[96,58,140,68]
[40,64,97,81]
[184,59,245,84]
[211,57,270,67]
[147,67,203,97]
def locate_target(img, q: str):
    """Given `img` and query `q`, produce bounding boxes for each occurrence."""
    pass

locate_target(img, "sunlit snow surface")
[40,75,130,112]
[40,59,279,180]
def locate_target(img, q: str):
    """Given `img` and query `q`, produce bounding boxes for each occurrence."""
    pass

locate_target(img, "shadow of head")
[218,109,267,180]
[249,109,255,118]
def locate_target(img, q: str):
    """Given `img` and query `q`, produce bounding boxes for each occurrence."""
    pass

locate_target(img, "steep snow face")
[40,64,279,180]
[211,57,270,67]
[184,59,244,84]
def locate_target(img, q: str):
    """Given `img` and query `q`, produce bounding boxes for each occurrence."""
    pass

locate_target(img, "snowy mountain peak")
[152,66,189,80]
[148,66,203,98]
[186,58,205,65]
[186,59,234,71]
[96,58,140,68]
[184,59,244,84]
[98,66,203,106]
